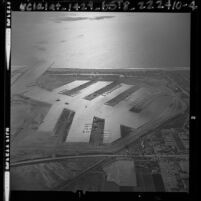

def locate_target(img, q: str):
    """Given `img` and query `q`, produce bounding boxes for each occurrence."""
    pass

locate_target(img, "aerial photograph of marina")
[11,12,190,192]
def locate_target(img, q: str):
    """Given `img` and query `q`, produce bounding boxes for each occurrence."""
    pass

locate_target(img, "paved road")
[11,153,188,167]
[11,61,54,95]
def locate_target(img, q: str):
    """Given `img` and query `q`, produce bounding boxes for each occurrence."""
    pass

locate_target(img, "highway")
[11,61,54,95]
[11,153,188,167]
[11,66,188,166]
[10,94,186,163]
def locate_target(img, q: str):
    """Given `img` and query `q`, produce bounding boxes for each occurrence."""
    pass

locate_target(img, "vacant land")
[11,67,189,191]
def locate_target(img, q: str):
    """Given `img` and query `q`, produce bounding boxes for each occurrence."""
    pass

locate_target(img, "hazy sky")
[12,12,190,69]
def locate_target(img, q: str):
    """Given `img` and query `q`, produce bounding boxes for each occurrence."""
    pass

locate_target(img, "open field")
[11,67,189,156]
[11,66,189,191]
[10,11,190,191]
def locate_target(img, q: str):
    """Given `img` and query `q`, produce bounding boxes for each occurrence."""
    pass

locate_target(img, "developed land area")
[10,65,189,192]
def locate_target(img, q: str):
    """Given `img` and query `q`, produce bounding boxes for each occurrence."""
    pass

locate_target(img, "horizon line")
[50,66,190,70]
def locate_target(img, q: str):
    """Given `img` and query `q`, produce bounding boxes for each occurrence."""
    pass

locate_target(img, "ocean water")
[12,12,190,70]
